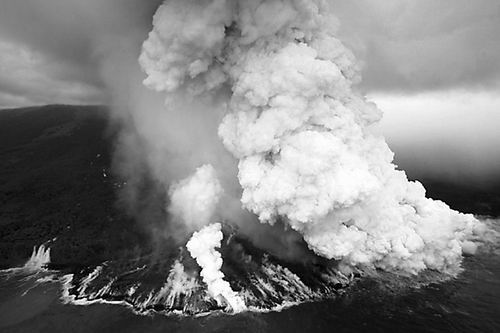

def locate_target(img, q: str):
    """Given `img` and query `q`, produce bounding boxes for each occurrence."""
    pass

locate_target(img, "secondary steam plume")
[186,223,246,312]
[138,0,484,276]
[168,164,222,231]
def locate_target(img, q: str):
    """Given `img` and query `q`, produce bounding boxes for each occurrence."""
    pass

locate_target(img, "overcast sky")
[0,0,499,182]
[0,0,161,108]
[0,0,498,107]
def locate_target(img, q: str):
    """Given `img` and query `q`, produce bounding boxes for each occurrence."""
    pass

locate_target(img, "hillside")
[0,105,147,269]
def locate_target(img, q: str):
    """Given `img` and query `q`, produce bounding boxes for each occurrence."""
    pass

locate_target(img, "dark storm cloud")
[0,0,162,107]
[332,0,500,92]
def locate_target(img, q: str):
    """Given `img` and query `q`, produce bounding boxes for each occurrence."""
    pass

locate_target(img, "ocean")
[1,233,499,333]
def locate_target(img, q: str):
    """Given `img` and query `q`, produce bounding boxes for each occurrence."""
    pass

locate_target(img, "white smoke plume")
[168,165,247,312]
[24,244,51,272]
[139,0,486,276]
[186,223,246,312]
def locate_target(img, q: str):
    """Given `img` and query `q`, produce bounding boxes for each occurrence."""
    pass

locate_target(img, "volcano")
[1,105,498,318]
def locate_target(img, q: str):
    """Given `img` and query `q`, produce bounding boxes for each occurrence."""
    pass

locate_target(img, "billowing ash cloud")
[137,0,486,275]
[0,0,497,186]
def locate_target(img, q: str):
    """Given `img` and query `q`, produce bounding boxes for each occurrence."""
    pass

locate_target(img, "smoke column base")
[187,223,246,313]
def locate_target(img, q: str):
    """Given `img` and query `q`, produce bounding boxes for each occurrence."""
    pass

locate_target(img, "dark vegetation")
[0,105,148,269]
[0,105,498,269]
